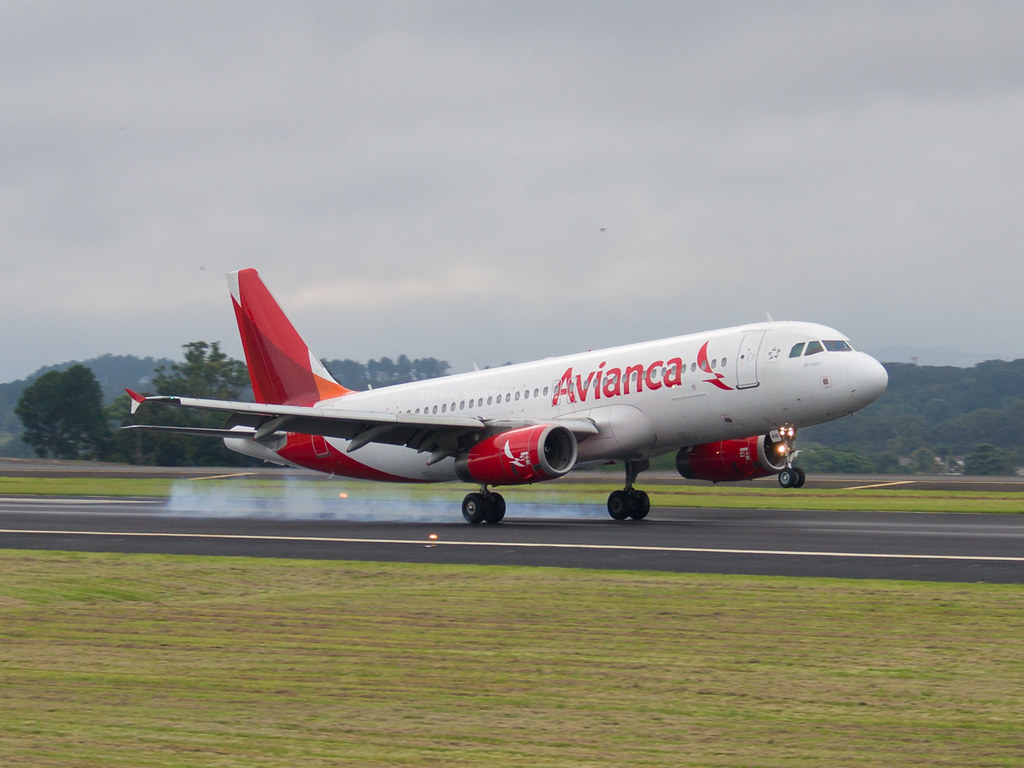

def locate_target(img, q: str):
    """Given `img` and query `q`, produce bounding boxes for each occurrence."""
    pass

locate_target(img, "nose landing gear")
[775,425,806,488]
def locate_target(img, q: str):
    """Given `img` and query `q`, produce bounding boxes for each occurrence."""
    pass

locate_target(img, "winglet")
[126,388,146,415]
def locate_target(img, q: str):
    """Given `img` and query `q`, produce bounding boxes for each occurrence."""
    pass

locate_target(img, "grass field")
[2,474,1023,513]
[2,550,1023,767]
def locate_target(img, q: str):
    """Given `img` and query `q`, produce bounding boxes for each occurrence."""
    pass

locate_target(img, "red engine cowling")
[676,433,787,483]
[456,425,578,486]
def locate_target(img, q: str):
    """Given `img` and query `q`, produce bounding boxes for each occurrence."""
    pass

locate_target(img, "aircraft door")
[736,331,765,390]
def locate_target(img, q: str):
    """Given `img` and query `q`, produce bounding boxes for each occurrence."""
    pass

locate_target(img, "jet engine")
[676,433,788,483]
[456,425,578,486]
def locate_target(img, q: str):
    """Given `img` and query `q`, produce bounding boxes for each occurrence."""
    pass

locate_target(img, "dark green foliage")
[804,359,1024,473]
[964,444,1016,475]
[113,346,450,466]
[796,446,877,474]
[322,355,449,389]
[111,342,252,466]
[15,365,111,460]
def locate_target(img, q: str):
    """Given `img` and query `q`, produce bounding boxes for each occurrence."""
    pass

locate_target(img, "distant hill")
[0,354,172,443]
[804,357,1024,460]
[867,345,1006,368]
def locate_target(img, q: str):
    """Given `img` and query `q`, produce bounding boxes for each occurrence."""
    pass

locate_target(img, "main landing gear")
[462,488,506,524]
[775,425,806,488]
[607,459,651,521]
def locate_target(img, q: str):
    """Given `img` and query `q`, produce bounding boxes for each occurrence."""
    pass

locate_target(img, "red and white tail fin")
[228,269,351,405]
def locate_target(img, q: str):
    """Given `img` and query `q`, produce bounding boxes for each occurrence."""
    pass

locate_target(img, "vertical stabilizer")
[228,269,351,405]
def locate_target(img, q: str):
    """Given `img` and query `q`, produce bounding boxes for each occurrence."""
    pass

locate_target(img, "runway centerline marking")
[2,528,1023,564]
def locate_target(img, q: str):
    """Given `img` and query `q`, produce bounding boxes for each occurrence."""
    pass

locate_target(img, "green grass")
[2,474,1023,513]
[1,551,1022,767]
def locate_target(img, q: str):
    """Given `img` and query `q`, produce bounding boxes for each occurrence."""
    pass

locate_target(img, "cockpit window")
[804,340,824,356]
[789,343,805,358]
[823,340,853,352]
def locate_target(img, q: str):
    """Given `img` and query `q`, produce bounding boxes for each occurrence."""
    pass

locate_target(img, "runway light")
[338,492,349,499]
[428,533,438,541]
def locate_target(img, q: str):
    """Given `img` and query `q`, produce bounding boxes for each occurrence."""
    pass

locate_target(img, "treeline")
[322,356,450,390]
[5,346,1024,474]
[799,360,1024,474]
[3,344,450,465]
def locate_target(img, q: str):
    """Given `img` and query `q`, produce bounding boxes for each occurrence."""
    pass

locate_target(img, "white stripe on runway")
[2,528,1023,563]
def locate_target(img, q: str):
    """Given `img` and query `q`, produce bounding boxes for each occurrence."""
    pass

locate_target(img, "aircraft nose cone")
[847,353,888,408]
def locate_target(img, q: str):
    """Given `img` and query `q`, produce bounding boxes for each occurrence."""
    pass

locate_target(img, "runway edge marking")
[2,529,1023,564]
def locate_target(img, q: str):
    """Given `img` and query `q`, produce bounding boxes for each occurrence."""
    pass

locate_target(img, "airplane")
[125,268,888,523]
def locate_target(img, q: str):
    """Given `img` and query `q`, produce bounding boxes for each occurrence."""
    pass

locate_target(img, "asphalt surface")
[2,493,1023,583]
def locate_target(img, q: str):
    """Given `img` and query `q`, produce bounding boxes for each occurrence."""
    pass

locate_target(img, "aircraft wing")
[124,390,598,461]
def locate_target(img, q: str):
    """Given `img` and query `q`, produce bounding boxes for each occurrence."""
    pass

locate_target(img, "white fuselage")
[237,320,886,482]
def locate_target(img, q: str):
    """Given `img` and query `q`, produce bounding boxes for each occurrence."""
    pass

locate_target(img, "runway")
[2,495,1023,583]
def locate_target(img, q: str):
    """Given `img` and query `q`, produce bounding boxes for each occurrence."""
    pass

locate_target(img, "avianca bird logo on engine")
[551,339,732,406]
[504,439,531,469]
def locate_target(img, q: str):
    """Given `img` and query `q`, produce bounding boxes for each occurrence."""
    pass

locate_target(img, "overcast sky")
[2,1,1022,382]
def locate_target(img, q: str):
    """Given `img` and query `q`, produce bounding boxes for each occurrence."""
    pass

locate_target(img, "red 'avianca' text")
[551,341,732,406]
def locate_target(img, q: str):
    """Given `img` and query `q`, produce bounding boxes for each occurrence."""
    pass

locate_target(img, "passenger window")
[805,341,824,356]
[789,343,805,358]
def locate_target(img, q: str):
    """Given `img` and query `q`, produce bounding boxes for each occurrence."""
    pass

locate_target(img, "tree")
[964,444,1015,476]
[153,341,250,401]
[909,447,938,474]
[115,342,252,466]
[16,364,110,459]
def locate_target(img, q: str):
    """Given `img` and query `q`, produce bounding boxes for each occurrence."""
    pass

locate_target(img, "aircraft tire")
[607,490,631,520]
[778,468,796,488]
[462,492,488,524]
[628,490,650,520]
[793,467,806,488]
[485,493,506,524]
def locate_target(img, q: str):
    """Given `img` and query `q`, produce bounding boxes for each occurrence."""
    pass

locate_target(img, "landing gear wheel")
[607,490,631,520]
[484,493,506,524]
[628,490,650,520]
[777,467,806,489]
[462,492,488,524]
